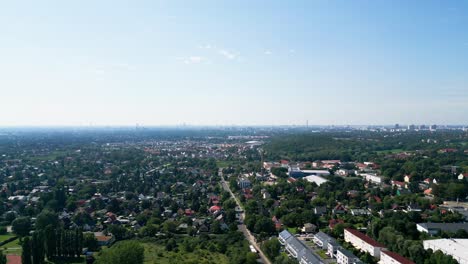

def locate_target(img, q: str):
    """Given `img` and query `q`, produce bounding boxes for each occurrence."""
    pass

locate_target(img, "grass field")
[286,227,298,234]
[0,234,15,243]
[142,242,229,264]
[1,237,21,255]
[317,250,328,259]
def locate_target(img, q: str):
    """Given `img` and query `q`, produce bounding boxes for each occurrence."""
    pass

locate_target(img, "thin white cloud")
[198,44,213,49]
[218,49,238,60]
[112,63,135,71]
[91,69,105,75]
[264,50,272,55]
[183,56,205,64]
[289,49,295,53]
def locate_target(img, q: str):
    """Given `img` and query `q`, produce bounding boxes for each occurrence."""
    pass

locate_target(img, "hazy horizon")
[1,1,467,126]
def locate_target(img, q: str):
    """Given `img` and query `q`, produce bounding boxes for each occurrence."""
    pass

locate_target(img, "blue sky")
[0,0,467,126]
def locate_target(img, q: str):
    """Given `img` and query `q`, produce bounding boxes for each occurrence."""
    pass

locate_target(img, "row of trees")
[22,232,45,264]
[22,227,84,264]
[44,226,83,259]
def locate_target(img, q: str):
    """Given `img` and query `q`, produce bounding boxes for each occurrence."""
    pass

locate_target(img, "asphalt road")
[219,169,272,264]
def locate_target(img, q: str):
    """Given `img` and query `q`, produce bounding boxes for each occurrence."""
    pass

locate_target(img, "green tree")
[96,241,144,264]
[165,238,177,251]
[21,236,32,264]
[253,216,275,234]
[0,251,6,264]
[12,217,31,237]
[407,243,426,263]
[54,188,67,210]
[107,225,130,241]
[32,231,45,264]
[44,226,56,259]
[83,233,99,252]
[75,228,84,257]
[35,210,59,231]
[424,250,458,264]
[261,238,280,261]
[211,221,222,234]
[245,252,258,264]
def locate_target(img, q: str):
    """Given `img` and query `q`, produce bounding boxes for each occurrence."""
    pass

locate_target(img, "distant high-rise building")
[408,124,416,130]
[395,124,400,129]
[430,124,437,131]
[419,124,426,130]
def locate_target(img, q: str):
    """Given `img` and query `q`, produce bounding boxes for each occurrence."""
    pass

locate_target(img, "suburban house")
[302,223,317,233]
[333,204,347,214]
[350,209,370,216]
[360,173,383,185]
[391,181,407,189]
[280,160,290,168]
[344,228,386,259]
[238,177,251,189]
[93,232,115,246]
[313,206,327,215]
[406,204,422,212]
[337,169,350,177]
[458,173,468,180]
[404,175,413,183]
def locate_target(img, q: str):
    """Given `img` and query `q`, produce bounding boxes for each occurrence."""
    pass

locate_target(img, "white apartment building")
[379,249,414,264]
[360,173,383,184]
[344,228,386,259]
[336,247,361,264]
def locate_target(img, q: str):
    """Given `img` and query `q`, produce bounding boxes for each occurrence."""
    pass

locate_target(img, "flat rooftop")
[423,239,468,264]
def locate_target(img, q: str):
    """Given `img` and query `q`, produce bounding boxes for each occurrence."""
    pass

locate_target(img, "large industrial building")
[423,239,468,264]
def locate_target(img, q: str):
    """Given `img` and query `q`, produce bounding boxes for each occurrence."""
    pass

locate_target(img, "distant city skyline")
[0,1,467,126]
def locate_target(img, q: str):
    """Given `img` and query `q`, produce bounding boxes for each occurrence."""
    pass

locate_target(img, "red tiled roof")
[185,209,193,215]
[287,177,297,183]
[382,250,415,264]
[209,205,221,212]
[244,194,253,199]
[329,219,344,229]
[95,235,113,242]
[345,228,385,248]
[373,196,382,203]
[392,181,406,187]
